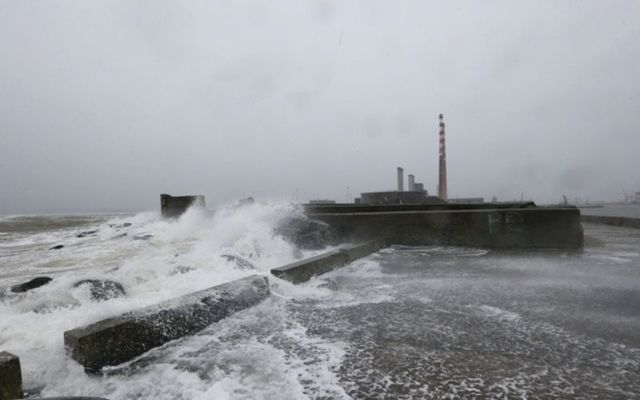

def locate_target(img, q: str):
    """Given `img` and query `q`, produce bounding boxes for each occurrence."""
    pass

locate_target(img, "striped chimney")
[438,114,448,200]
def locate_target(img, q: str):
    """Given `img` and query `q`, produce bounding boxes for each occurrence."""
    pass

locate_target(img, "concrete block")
[0,351,22,400]
[160,194,205,218]
[271,240,387,284]
[271,249,349,284]
[64,275,269,372]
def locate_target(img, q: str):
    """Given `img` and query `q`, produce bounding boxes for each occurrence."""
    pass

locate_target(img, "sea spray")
[0,200,327,396]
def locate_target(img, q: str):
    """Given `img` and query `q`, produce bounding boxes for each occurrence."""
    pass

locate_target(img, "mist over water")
[1,203,640,398]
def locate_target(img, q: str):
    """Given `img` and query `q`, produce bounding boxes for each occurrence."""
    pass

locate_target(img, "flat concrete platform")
[307,207,583,249]
[64,275,270,372]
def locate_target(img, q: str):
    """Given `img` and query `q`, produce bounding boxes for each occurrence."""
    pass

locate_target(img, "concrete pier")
[581,215,640,229]
[64,275,269,371]
[306,207,583,249]
[271,240,387,283]
[0,352,22,400]
[160,194,205,218]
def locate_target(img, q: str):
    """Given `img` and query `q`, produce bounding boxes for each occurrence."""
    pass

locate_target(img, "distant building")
[359,191,444,205]
[448,197,484,204]
[309,199,336,204]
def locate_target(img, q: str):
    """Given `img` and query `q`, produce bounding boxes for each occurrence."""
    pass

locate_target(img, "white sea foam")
[476,304,521,322]
[0,201,326,397]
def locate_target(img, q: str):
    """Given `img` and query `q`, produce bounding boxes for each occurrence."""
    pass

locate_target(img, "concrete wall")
[307,208,583,249]
[160,194,206,218]
[0,352,22,400]
[303,202,536,214]
[64,275,269,372]
[271,240,387,283]
[581,215,640,229]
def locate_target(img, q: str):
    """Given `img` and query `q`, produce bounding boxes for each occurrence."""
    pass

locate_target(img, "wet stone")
[11,277,53,293]
[73,280,126,302]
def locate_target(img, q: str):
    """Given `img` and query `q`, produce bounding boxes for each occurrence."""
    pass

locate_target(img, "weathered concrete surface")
[64,275,269,371]
[308,208,583,249]
[271,240,387,283]
[0,351,22,400]
[303,201,536,214]
[160,194,206,218]
[581,215,640,229]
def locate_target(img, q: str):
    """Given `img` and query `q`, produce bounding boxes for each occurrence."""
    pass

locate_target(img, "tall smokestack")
[408,174,415,191]
[438,114,448,200]
[397,167,404,192]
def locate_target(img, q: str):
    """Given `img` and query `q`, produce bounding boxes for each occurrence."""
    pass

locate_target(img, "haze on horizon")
[1,0,639,214]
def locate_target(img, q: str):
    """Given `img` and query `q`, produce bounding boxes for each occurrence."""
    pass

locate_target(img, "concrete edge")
[0,351,22,400]
[581,215,640,229]
[271,239,388,284]
[64,275,270,372]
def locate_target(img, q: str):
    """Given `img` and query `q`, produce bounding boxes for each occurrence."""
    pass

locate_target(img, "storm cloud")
[1,1,638,213]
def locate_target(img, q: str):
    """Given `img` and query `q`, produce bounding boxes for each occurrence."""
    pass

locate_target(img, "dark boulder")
[221,254,255,269]
[11,277,53,293]
[133,234,153,241]
[171,265,194,275]
[49,245,64,250]
[73,280,126,302]
[275,216,331,249]
[234,197,255,207]
[76,230,99,238]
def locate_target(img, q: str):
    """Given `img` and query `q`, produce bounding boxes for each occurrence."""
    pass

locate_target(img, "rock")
[221,254,255,269]
[11,277,53,293]
[73,280,126,302]
[0,351,22,400]
[234,197,255,207]
[171,266,194,275]
[49,245,64,250]
[275,216,331,249]
[76,230,99,238]
[109,222,132,229]
[133,234,153,241]
[111,233,127,239]
[29,397,109,399]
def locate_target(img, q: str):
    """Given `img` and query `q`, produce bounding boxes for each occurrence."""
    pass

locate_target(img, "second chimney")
[408,174,415,191]
[397,167,404,192]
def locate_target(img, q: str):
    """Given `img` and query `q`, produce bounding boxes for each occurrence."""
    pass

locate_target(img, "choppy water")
[581,203,640,219]
[1,205,640,399]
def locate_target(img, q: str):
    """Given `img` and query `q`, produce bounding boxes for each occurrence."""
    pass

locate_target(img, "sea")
[1,202,640,399]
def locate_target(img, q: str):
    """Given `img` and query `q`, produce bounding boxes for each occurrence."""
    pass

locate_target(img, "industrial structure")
[357,166,441,205]
[438,113,448,201]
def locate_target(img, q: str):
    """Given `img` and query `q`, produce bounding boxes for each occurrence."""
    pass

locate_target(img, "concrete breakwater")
[62,241,385,373]
[64,275,270,371]
[271,240,387,283]
[581,214,640,229]
[307,205,584,249]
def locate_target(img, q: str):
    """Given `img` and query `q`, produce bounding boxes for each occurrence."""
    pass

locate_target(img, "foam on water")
[0,201,331,397]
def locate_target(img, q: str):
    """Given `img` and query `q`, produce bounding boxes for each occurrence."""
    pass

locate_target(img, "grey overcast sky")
[1,1,639,213]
